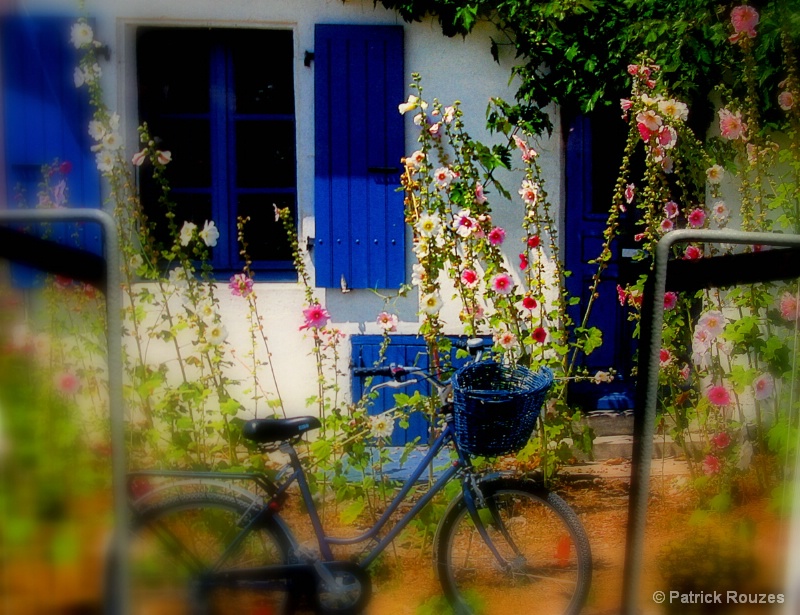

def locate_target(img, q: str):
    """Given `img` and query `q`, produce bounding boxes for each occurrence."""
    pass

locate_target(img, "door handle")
[367,166,399,174]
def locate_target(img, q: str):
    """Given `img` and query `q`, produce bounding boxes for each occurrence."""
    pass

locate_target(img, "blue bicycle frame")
[268,418,464,568]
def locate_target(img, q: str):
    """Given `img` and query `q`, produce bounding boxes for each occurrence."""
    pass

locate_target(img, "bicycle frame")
[269,418,465,568]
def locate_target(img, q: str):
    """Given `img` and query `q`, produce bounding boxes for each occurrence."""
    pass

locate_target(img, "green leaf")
[340,497,366,525]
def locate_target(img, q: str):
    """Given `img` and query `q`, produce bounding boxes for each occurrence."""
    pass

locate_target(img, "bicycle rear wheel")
[435,477,591,615]
[116,491,292,615]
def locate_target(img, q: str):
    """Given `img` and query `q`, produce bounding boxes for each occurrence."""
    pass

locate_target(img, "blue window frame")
[136,28,297,277]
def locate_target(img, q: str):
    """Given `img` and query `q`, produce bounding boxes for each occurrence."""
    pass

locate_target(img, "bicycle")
[112,338,592,614]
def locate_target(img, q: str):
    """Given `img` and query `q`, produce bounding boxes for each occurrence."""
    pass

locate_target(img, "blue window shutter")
[314,25,405,289]
[1,15,101,287]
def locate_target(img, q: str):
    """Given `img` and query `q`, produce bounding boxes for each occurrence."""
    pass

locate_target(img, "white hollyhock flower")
[420,292,443,315]
[207,324,228,346]
[199,220,219,247]
[70,22,94,48]
[179,221,197,247]
[369,415,394,439]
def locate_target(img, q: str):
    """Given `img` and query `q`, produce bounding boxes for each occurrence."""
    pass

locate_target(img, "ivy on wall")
[374,0,800,135]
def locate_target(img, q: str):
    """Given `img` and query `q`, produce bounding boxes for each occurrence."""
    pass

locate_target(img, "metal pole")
[622,229,800,615]
[0,209,127,615]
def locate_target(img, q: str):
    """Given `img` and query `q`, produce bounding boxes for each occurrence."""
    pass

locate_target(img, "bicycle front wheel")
[435,477,591,615]
[116,491,292,615]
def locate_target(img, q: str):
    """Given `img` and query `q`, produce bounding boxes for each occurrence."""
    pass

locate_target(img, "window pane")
[232,30,294,115]
[142,191,213,252]
[147,119,211,188]
[137,29,211,115]
[236,121,296,188]
[237,194,295,262]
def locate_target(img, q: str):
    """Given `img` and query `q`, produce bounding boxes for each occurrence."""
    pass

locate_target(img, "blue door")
[564,111,638,411]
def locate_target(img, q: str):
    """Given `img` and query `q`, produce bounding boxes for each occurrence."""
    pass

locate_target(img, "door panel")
[564,112,638,411]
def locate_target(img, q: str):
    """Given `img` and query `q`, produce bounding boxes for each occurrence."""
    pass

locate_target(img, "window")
[136,27,297,276]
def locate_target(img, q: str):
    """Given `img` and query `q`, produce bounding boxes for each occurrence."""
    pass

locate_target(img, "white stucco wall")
[10,0,564,417]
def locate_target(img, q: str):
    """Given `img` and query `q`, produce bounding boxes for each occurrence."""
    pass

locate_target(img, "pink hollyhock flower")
[634,233,646,242]
[528,235,540,248]
[519,252,529,271]
[729,5,759,42]
[300,304,330,330]
[752,372,775,400]
[627,64,639,76]
[637,109,662,132]
[779,91,794,111]
[475,183,488,205]
[460,268,479,289]
[132,149,147,166]
[376,311,398,332]
[617,284,628,306]
[779,291,799,320]
[707,384,732,407]
[405,149,426,169]
[495,330,518,350]
[660,218,674,233]
[711,432,731,449]
[453,209,479,237]
[156,150,172,165]
[620,98,633,111]
[522,296,537,310]
[683,245,703,260]
[698,310,725,337]
[625,184,636,205]
[637,122,653,141]
[657,125,677,149]
[532,327,547,344]
[712,201,729,224]
[55,370,80,395]
[59,161,73,175]
[490,273,514,295]
[719,108,746,140]
[680,364,691,381]
[519,179,539,206]
[228,273,254,298]
[513,135,537,162]
[433,166,455,187]
[664,292,678,310]
[625,184,635,204]
[687,208,706,228]
[659,348,673,367]
[703,454,721,475]
[488,227,506,246]
[664,201,679,219]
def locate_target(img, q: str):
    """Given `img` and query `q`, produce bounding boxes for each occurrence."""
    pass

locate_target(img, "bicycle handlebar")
[352,338,489,391]
[352,365,412,379]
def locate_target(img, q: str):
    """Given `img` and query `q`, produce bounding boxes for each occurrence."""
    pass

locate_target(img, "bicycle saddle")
[242,416,321,443]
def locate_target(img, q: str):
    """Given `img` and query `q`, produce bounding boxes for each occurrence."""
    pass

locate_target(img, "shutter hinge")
[304,51,314,67]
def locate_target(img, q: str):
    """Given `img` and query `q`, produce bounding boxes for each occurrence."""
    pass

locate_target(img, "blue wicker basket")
[452,362,554,457]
